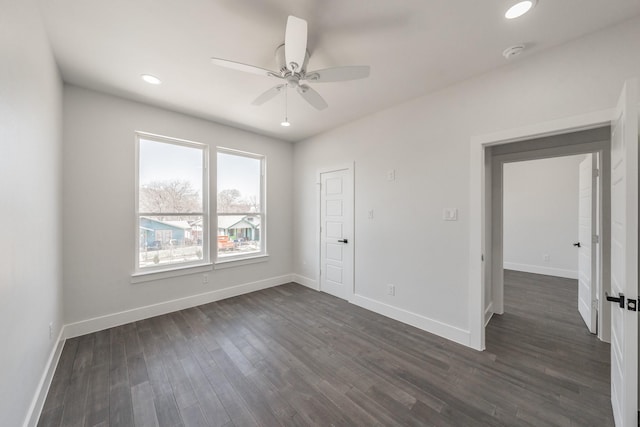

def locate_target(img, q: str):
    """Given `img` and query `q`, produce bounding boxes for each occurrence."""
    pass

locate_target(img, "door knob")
[573,242,581,247]
[338,239,348,244]
[605,292,625,309]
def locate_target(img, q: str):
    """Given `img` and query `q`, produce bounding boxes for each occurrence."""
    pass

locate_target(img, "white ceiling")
[39,0,640,142]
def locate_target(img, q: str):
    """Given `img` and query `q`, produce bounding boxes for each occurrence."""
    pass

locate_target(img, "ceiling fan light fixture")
[505,0,536,19]
[141,74,162,85]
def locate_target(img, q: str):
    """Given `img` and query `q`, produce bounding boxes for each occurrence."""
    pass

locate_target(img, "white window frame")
[134,132,210,276]
[215,147,267,265]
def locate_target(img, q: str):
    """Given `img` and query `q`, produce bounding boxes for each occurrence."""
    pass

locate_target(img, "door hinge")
[593,168,600,177]
[592,235,600,244]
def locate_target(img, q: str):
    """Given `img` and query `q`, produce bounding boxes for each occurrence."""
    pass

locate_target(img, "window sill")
[131,263,213,284]
[214,254,269,269]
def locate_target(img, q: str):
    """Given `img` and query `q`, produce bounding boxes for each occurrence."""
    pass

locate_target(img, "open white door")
[578,153,598,333]
[609,78,638,427]
[319,166,354,300]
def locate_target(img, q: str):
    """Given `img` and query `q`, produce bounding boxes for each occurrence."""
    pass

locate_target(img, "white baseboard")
[350,294,470,347]
[24,328,66,427]
[292,274,319,291]
[64,274,293,339]
[503,262,578,279]
[484,302,494,327]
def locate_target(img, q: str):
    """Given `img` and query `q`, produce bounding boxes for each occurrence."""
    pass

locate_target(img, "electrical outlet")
[543,254,550,262]
[203,274,209,284]
[368,210,374,219]
[387,284,395,296]
[386,169,396,181]
[49,322,53,340]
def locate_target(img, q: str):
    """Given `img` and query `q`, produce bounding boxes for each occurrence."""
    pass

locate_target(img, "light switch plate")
[443,208,458,221]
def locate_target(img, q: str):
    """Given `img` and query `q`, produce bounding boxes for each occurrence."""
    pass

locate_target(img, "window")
[216,148,265,261]
[136,133,208,272]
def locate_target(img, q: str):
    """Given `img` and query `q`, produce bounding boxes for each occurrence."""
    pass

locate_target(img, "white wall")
[503,155,585,279]
[293,17,640,346]
[63,86,293,331]
[0,0,64,425]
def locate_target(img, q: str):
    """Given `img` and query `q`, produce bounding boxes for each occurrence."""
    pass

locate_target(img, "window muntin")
[136,134,208,271]
[216,148,265,261]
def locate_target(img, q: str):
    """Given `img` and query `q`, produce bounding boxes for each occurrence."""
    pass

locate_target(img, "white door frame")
[489,142,609,341]
[317,163,355,302]
[468,109,614,350]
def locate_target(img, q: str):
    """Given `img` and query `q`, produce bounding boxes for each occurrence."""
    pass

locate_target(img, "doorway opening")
[499,153,602,335]
[484,127,611,341]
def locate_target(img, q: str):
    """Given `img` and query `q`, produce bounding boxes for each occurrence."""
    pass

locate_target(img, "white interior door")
[609,78,638,427]
[578,153,597,333]
[319,167,354,300]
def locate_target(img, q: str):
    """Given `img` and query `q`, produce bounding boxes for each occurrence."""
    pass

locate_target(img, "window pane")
[139,215,204,268]
[139,139,203,213]
[217,214,261,258]
[217,152,260,214]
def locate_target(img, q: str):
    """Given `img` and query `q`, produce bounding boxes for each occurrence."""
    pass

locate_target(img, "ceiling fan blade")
[211,57,281,78]
[305,65,370,83]
[285,16,307,72]
[297,84,327,110]
[251,84,285,106]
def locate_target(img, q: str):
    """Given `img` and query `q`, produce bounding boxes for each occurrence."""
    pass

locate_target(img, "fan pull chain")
[281,84,291,127]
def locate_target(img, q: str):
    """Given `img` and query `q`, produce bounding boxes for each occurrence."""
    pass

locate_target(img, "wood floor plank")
[110,326,135,426]
[179,404,208,427]
[37,405,63,427]
[131,382,160,427]
[39,271,613,426]
[209,347,285,427]
[91,330,110,368]
[59,335,94,427]
[40,337,79,416]
[152,392,183,427]
[83,362,109,427]
[128,352,150,387]
[186,336,260,427]
[180,355,230,426]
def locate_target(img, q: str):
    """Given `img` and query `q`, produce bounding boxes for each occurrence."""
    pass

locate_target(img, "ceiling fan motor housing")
[275,44,309,76]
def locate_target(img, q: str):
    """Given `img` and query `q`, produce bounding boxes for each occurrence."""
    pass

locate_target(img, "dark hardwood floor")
[38,271,613,426]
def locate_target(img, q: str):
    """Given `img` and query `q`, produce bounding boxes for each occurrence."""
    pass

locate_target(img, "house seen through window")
[217,148,265,260]
[136,134,208,271]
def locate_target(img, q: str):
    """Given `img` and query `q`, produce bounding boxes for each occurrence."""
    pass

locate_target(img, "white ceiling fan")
[211,15,370,111]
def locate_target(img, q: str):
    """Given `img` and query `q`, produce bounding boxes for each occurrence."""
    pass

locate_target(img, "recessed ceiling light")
[505,0,536,19]
[141,74,162,85]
